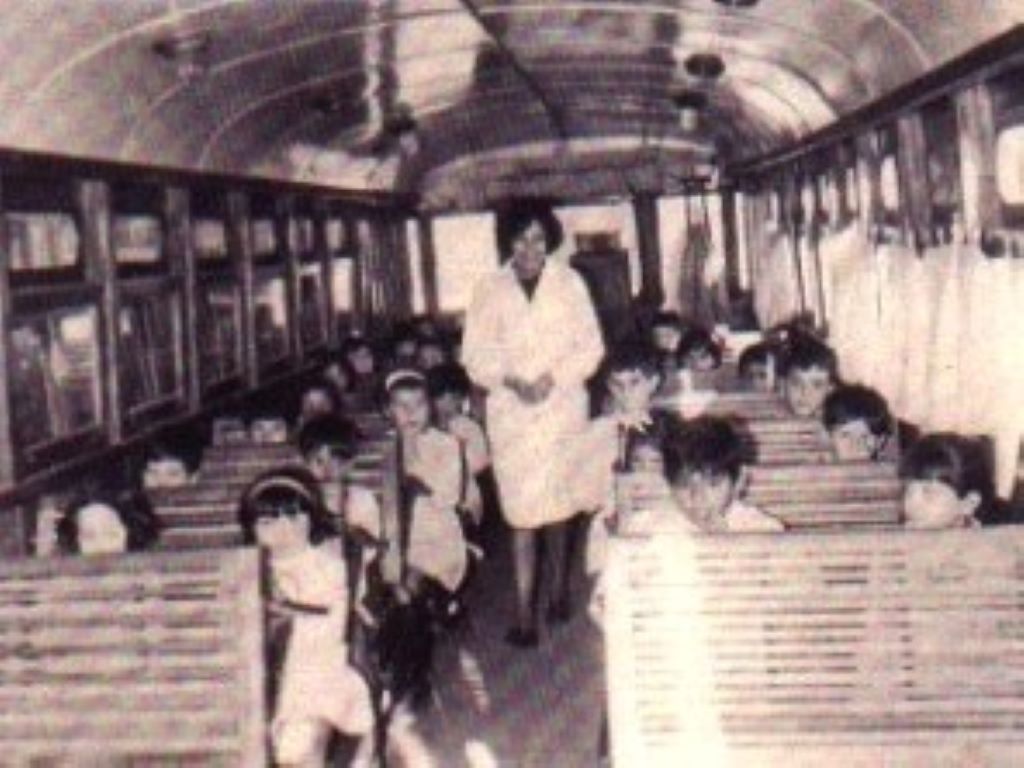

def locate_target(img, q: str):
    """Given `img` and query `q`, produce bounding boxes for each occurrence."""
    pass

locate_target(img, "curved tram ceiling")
[0,0,1021,207]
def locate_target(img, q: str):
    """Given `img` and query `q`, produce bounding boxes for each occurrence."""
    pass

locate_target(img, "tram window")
[254,274,290,370]
[433,212,498,314]
[298,263,326,351]
[331,257,354,322]
[879,156,900,213]
[193,218,229,262]
[118,292,180,417]
[113,215,164,267]
[326,218,348,256]
[406,218,426,315]
[197,284,242,390]
[8,306,102,459]
[5,212,81,274]
[251,218,278,259]
[289,216,316,258]
[921,97,962,228]
[996,126,1024,206]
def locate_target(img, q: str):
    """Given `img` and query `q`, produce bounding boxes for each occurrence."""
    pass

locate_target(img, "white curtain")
[803,224,1024,497]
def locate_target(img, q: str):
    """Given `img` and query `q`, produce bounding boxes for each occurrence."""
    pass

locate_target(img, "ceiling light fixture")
[152,29,211,81]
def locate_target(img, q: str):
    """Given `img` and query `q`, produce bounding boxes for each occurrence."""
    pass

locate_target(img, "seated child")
[383,370,471,599]
[296,379,343,430]
[677,326,723,373]
[416,335,451,373]
[901,433,989,529]
[738,341,779,392]
[298,415,382,543]
[822,384,893,461]
[781,336,838,418]
[238,470,373,766]
[388,323,420,373]
[428,363,492,535]
[649,311,683,383]
[578,342,679,577]
[56,494,161,555]
[664,417,784,533]
[142,428,203,490]
[340,334,382,409]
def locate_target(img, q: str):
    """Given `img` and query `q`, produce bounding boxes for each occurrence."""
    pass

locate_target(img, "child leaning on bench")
[238,469,374,767]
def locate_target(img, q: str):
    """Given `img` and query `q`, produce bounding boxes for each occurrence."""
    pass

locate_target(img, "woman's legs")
[507,528,539,645]
[543,521,572,622]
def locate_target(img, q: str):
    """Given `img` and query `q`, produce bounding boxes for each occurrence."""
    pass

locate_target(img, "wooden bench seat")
[623,461,903,530]
[0,549,266,765]
[606,528,1024,766]
[655,391,793,421]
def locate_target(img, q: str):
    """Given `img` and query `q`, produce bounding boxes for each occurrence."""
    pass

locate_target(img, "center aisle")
[388,528,605,767]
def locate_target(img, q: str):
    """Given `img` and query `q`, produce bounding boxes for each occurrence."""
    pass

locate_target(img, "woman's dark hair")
[822,384,892,437]
[677,327,723,367]
[781,336,838,379]
[237,467,335,546]
[427,363,473,399]
[144,424,205,474]
[901,433,992,508]
[58,491,161,554]
[664,416,746,483]
[297,415,361,462]
[495,200,564,262]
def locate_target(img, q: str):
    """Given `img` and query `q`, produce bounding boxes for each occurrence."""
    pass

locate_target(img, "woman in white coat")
[462,201,604,647]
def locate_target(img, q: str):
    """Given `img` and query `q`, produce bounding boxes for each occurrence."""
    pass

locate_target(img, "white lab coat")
[462,259,604,529]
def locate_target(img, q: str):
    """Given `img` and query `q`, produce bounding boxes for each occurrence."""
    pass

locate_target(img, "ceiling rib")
[456,0,569,140]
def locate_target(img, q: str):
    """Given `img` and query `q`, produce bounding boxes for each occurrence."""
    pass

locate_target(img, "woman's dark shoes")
[504,626,539,648]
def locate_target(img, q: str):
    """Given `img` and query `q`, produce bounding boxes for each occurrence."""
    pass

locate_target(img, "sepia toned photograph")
[0,1,1022,765]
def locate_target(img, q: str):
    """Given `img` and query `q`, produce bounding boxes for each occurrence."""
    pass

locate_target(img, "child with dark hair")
[428,363,494,539]
[738,341,780,393]
[822,384,893,461]
[781,337,839,418]
[141,425,204,490]
[237,468,373,766]
[388,323,420,372]
[296,378,344,430]
[340,334,382,410]
[57,493,161,555]
[383,370,471,598]
[677,326,723,373]
[416,335,451,373]
[649,311,683,384]
[901,433,990,529]
[298,415,382,543]
[664,417,783,532]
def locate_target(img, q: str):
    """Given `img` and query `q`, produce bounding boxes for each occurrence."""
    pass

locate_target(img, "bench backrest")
[606,528,1024,766]
[625,461,902,530]
[0,548,267,765]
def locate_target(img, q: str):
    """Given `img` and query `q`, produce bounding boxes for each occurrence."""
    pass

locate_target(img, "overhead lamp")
[152,29,211,81]
[685,53,725,81]
[673,90,708,132]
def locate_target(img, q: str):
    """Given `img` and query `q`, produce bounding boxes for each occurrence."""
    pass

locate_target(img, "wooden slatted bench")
[0,548,267,766]
[746,462,903,528]
[606,528,1024,766]
[623,461,902,530]
[655,391,794,421]
[151,434,390,550]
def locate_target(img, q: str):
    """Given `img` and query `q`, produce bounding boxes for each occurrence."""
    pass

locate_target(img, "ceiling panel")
[0,0,1017,203]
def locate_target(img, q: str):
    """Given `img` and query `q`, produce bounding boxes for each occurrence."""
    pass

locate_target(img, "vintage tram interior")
[0,1,1023,765]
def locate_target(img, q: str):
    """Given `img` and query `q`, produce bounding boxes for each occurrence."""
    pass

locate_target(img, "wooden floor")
[389,528,605,768]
